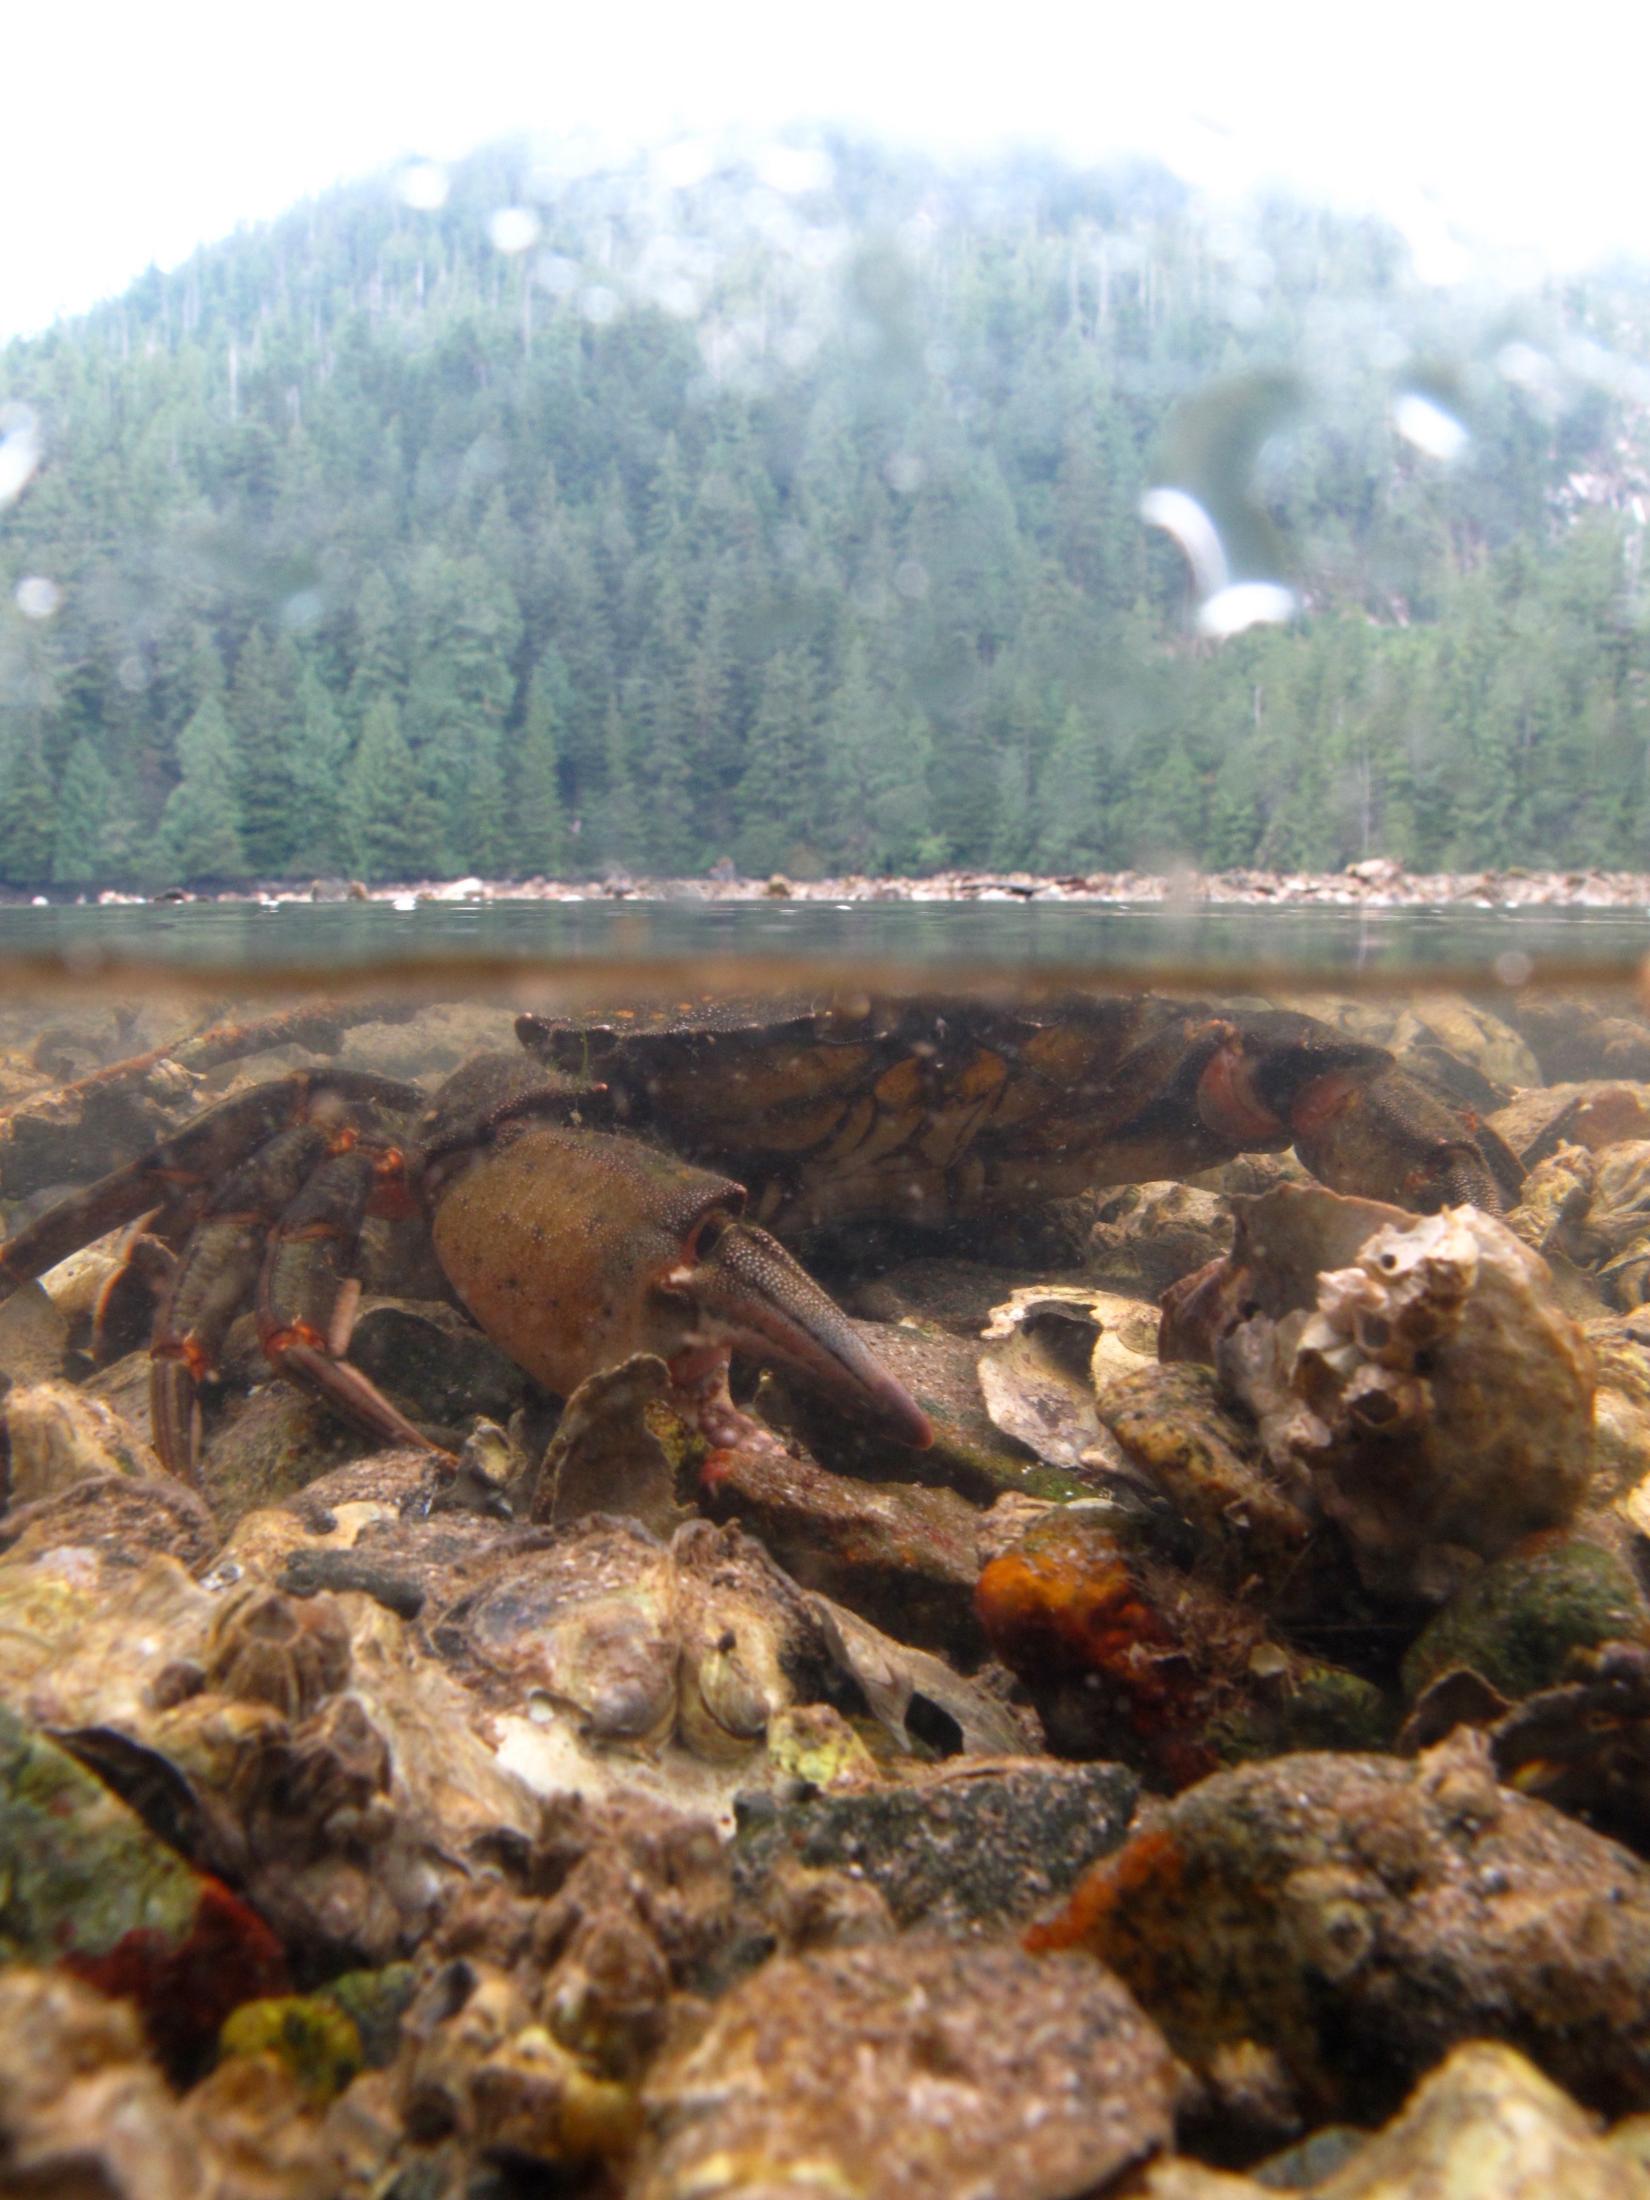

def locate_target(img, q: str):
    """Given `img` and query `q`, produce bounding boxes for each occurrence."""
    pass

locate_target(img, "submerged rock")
[1182,1187,1595,1597]
[0,1702,286,2069]
[1031,1732,1650,2126]
[731,1756,1140,1936]
[2,1377,164,1505]
[0,1968,331,2200]
[634,1937,1176,2200]
[1402,1536,1650,1704]
[975,1503,1387,1783]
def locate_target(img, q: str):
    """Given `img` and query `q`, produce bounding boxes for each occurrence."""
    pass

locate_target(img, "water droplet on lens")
[579,287,620,325]
[1393,391,1469,462]
[534,253,580,297]
[13,576,60,620]
[1196,581,1298,639]
[1493,950,1534,988]
[753,143,831,196]
[281,589,323,630]
[654,136,718,190]
[0,405,41,510]
[893,559,929,601]
[396,161,450,212]
[487,206,541,255]
[1140,487,1228,599]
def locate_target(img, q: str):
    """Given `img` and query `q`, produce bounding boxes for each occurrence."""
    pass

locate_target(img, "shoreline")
[55,859,1650,912]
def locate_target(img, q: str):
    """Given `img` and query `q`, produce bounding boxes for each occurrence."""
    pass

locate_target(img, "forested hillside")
[0,135,1646,889]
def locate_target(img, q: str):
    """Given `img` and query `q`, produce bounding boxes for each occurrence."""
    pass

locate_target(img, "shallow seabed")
[4,901,1650,2196]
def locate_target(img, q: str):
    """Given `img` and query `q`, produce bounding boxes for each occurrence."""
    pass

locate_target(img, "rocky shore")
[61,858,1650,910]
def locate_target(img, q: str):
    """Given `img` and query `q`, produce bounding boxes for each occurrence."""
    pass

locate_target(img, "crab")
[0,990,1522,1484]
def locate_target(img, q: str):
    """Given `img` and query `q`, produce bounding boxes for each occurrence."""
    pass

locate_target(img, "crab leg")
[0,1071,424,1302]
[150,1122,333,1478]
[254,1147,438,1464]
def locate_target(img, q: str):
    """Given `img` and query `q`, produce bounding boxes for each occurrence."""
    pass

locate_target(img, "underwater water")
[6,898,1650,2181]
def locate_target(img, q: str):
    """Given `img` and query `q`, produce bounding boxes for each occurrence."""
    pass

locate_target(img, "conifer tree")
[157,693,248,881]
[342,694,425,882]
[51,739,115,886]
[0,719,58,887]
[507,660,567,878]
[1032,705,1109,873]
[736,649,822,877]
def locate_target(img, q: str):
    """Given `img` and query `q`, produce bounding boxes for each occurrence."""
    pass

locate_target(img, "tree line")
[0,136,1644,889]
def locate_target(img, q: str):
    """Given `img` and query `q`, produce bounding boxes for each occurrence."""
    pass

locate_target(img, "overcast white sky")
[3,0,1647,342]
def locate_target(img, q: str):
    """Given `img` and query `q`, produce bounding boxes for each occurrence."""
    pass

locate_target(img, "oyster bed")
[8,985,1650,2195]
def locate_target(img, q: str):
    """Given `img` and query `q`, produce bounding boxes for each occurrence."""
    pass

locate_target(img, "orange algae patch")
[975,1515,1213,1784]
[975,1521,1182,1698]
[1025,1826,1185,1955]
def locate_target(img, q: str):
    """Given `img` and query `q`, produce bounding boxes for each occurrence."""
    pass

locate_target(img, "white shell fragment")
[977,1286,1156,1476]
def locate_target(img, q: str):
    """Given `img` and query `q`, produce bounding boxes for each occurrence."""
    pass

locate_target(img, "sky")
[3,0,1649,342]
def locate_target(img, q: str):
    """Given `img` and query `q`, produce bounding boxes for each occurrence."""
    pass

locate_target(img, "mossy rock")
[1403,1537,1650,1704]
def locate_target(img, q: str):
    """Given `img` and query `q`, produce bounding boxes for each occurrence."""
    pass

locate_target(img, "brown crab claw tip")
[687,1218,933,1447]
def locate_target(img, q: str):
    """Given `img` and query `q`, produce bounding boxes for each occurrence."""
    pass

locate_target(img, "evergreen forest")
[1,135,1648,890]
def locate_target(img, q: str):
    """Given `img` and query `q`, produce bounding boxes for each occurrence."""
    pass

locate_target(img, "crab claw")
[666,1215,934,1450]
[429,1124,932,1449]
[1192,1013,1523,1214]
[1285,1061,1524,1214]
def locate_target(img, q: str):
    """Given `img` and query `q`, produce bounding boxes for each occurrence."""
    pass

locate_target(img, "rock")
[1313,2041,1647,2200]
[975,1504,1385,1782]
[765,1314,1080,1503]
[1513,998,1650,1084]
[529,1353,697,1535]
[219,1993,364,2104]
[1292,991,1540,1106]
[0,1970,220,2200]
[1479,1642,1650,1856]
[0,1467,218,1568]
[2,1377,163,1506]
[0,1702,286,2070]
[1100,1361,1311,1588]
[199,1380,371,1527]
[976,1285,1154,1486]
[0,1279,69,1388]
[1494,1081,1650,1166]
[1403,1536,1650,1704]
[1202,1191,1594,1597]
[732,1756,1140,1935]
[699,1434,993,1651]
[1031,1732,1650,2125]
[346,1295,531,1430]
[634,1937,1175,2200]
[1082,1180,1236,1295]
